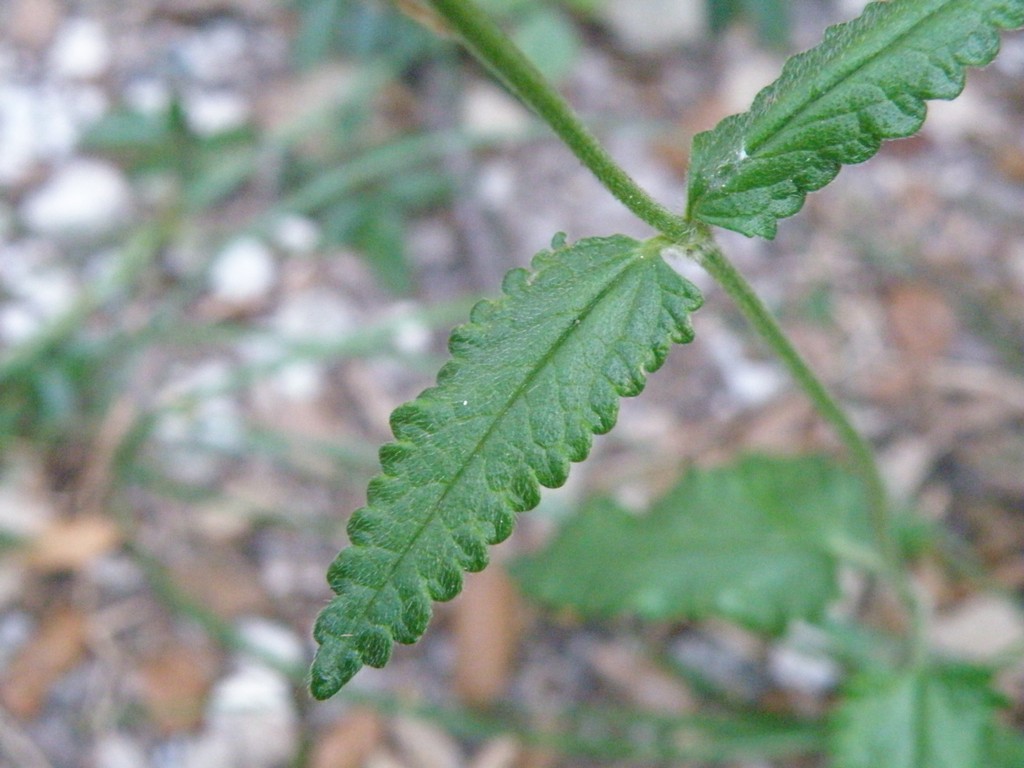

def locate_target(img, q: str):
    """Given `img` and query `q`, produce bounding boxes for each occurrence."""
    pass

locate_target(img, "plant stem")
[426,0,692,240]
[427,0,926,666]
[692,233,926,665]
[696,239,889,530]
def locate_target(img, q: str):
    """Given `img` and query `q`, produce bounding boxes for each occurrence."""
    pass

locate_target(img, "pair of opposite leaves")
[311,0,1024,699]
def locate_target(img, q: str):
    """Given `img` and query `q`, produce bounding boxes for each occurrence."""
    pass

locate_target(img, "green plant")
[310,0,1024,764]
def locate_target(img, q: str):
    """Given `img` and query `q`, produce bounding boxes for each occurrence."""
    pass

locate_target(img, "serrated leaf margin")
[687,0,1024,238]
[310,235,703,699]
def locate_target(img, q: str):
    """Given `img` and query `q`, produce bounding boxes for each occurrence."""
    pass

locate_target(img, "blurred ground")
[1,1,1023,767]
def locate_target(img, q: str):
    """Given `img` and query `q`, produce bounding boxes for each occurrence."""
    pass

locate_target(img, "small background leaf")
[990,725,1024,767]
[830,664,1001,768]
[708,0,792,49]
[513,454,871,632]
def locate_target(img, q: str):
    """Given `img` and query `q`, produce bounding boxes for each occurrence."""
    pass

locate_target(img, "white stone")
[209,664,294,716]
[599,0,706,55]
[196,395,245,452]
[0,85,41,183]
[209,237,277,304]
[184,89,250,136]
[462,82,530,135]
[12,266,78,320]
[124,78,172,115]
[0,611,34,668]
[720,47,783,114]
[154,361,247,479]
[392,717,465,768]
[20,159,131,237]
[659,245,713,291]
[0,303,40,344]
[272,288,355,342]
[476,161,515,210]
[768,644,839,696]
[271,361,324,402]
[0,83,77,183]
[49,18,111,80]
[470,737,520,768]
[393,319,431,356]
[931,595,1024,662]
[703,320,785,406]
[186,663,298,768]
[272,215,320,254]
[92,733,149,768]
[837,0,871,15]
[65,83,108,124]
[154,388,245,456]
[236,618,305,670]
[995,34,1024,77]
[238,332,325,404]
[0,452,54,538]
[177,22,249,83]
[923,84,1005,143]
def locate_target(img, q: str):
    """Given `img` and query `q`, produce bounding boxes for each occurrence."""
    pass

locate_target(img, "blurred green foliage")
[709,0,793,48]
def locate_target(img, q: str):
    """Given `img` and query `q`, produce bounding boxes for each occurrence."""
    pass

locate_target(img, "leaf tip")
[309,638,363,700]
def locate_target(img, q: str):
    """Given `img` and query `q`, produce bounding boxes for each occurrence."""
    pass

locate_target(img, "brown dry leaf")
[587,641,696,713]
[77,397,139,519]
[256,63,360,135]
[469,737,520,768]
[855,360,917,404]
[24,516,122,572]
[135,643,221,734]
[884,283,957,362]
[996,144,1024,183]
[734,395,819,454]
[993,557,1024,590]
[957,431,1024,498]
[929,361,1024,413]
[519,747,558,768]
[1,607,89,719]
[6,0,62,48]
[309,709,384,768]
[170,546,270,618]
[963,502,1024,563]
[454,563,521,706]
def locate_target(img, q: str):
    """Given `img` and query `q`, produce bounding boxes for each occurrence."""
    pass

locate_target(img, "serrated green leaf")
[513,455,871,632]
[830,664,1001,768]
[687,0,1024,238]
[310,234,703,699]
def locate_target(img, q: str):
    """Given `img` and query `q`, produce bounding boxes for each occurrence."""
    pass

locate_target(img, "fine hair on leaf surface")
[687,0,1024,238]
[310,235,702,699]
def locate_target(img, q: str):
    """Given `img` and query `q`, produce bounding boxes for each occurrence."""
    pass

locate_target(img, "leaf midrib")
[346,251,651,640]
[743,1,952,157]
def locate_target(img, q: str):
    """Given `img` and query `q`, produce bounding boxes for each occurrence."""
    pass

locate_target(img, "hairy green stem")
[426,0,691,240]
[695,239,889,531]
[692,234,926,665]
